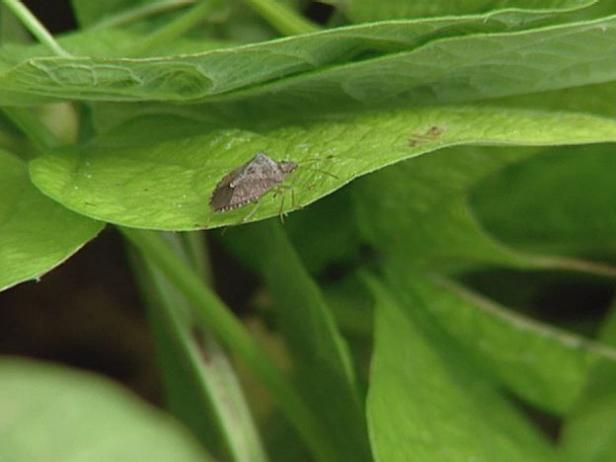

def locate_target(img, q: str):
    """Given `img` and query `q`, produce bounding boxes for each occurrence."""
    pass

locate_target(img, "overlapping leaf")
[135,238,267,462]
[221,220,370,461]
[3,11,616,106]
[0,149,102,291]
[352,107,616,273]
[365,275,557,462]
[559,302,616,462]
[0,358,214,462]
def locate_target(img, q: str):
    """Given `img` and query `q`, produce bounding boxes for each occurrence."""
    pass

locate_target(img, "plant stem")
[91,0,197,30]
[120,227,338,462]
[244,0,319,35]
[2,0,71,56]
[129,242,267,462]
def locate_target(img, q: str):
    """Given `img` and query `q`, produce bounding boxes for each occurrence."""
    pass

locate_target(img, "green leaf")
[29,106,616,231]
[471,144,616,259]
[242,14,616,110]
[131,235,267,462]
[0,149,103,291]
[341,0,595,22]
[364,274,557,462]
[4,12,616,105]
[0,358,214,462]
[284,189,362,274]
[121,227,339,461]
[354,145,534,271]
[406,273,616,414]
[0,3,31,44]
[221,220,371,461]
[558,301,616,462]
[351,128,616,273]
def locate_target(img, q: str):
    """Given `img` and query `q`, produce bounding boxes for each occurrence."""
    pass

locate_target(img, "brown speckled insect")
[408,125,445,147]
[210,152,298,212]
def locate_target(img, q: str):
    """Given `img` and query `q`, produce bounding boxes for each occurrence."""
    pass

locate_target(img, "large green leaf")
[0,358,213,462]
[0,149,102,292]
[121,227,340,462]
[29,106,616,231]
[354,143,595,272]
[221,220,370,461]
[404,272,616,414]
[559,300,616,461]
[471,144,616,259]
[3,12,616,105]
[239,14,616,110]
[365,275,556,462]
[284,188,362,274]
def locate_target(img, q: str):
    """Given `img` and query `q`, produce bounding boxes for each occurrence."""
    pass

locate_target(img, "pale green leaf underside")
[28,106,616,230]
[2,13,616,105]
[0,358,213,462]
[142,256,267,462]
[239,15,616,109]
[0,150,103,291]
[365,276,556,462]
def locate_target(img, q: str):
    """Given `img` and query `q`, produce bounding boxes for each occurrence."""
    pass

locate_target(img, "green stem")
[2,0,71,56]
[120,227,338,462]
[244,0,319,35]
[126,0,220,56]
[91,0,197,30]
[131,244,267,462]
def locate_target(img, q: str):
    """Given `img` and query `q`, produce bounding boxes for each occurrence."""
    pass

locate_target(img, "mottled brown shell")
[210,152,297,212]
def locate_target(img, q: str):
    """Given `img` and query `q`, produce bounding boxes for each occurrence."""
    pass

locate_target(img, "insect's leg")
[408,134,432,146]
[409,126,445,146]
[203,213,211,230]
[303,166,339,180]
[240,200,262,223]
[278,192,286,223]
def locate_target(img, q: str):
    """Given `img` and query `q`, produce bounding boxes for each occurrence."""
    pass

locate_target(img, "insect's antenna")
[302,165,339,180]
[298,154,336,164]
[298,153,361,163]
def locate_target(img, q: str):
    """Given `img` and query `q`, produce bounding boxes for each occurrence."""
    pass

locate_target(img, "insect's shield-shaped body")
[210,152,298,212]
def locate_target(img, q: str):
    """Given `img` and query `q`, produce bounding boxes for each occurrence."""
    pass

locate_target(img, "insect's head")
[279,160,298,174]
